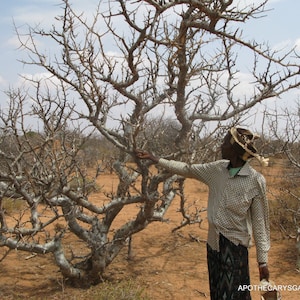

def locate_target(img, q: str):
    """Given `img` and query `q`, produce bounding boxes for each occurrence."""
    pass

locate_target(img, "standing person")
[136,127,270,300]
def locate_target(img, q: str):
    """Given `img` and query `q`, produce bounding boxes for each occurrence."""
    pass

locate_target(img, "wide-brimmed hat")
[229,127,269,166]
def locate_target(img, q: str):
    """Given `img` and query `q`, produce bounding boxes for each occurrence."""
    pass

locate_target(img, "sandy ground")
[0,161,299,299]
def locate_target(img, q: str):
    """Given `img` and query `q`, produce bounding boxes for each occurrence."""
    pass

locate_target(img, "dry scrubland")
[0,158,299,300]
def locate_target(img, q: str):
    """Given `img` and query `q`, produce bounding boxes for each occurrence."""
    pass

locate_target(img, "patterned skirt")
[207,234,251,300]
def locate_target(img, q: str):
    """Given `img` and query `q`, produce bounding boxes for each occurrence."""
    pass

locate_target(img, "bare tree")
[263,104,300,269]
[1,0,300,287]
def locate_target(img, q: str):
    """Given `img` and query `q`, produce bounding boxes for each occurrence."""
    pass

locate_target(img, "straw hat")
[229,127,269,166]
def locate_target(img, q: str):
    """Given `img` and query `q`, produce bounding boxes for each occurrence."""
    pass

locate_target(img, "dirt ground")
[0,161,299,299]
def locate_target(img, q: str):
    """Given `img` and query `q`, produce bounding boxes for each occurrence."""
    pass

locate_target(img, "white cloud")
[6,36,21,48]
[295,39,300,52]
[233,0,286,7]
[11,0,105,29]
[18,71,60,85]
[12,1,59,23]
[0,75,7,88]
[268,0,288,3]
[272,39,293,52]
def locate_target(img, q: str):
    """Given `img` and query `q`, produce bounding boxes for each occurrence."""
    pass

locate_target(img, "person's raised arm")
[135,150,159,164]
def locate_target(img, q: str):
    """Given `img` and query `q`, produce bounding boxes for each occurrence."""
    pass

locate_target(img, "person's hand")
[135,150,151,159]
[259,264,270,281]
[135,150,159,163]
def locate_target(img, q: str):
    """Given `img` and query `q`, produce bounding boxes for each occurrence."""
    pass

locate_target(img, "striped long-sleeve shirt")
[158,158,270,263]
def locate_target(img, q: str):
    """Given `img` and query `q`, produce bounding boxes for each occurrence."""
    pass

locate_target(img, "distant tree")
[1,0,300,287]
[263,103,300,268]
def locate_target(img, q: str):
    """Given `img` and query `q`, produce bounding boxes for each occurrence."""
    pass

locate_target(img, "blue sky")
[0,0,299,94]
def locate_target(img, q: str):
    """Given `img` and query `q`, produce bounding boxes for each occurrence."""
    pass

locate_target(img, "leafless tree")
[1,0,300,286]
[263,104,300,269]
